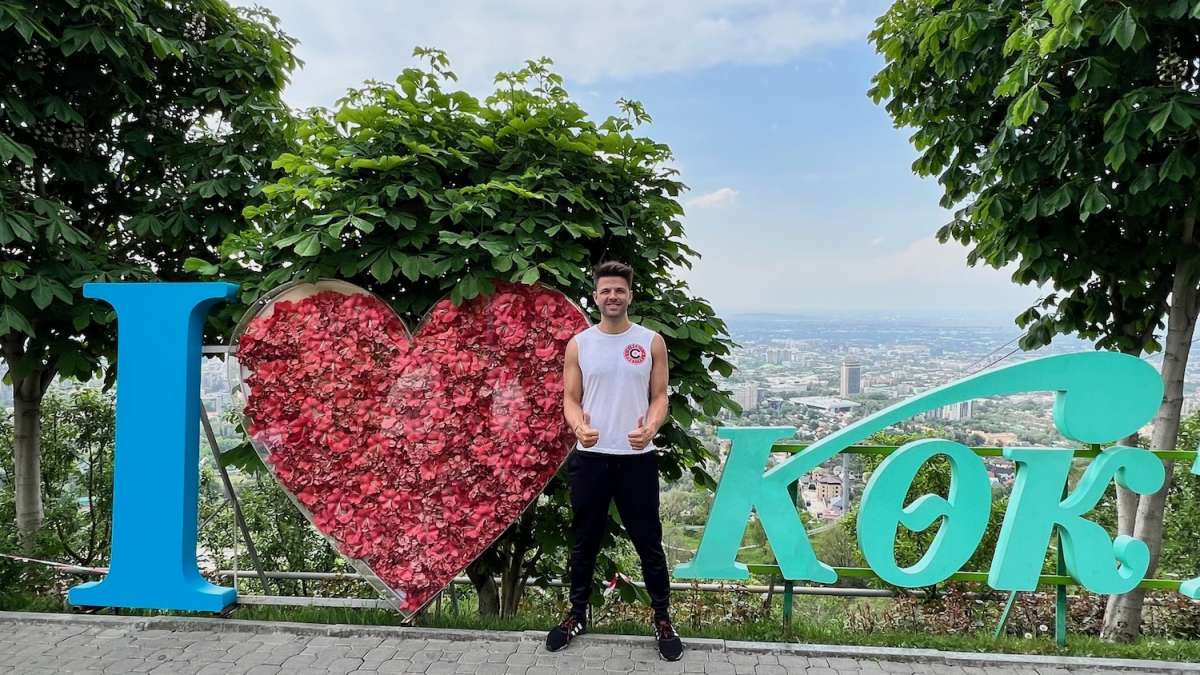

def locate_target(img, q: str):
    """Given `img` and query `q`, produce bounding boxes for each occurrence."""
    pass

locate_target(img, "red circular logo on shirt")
[624,344,647,365]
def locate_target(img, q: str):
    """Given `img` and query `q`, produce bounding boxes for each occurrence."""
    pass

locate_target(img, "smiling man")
[545,260,682,661]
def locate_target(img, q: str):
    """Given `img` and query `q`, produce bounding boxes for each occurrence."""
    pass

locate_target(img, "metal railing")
[30,344,1189,645]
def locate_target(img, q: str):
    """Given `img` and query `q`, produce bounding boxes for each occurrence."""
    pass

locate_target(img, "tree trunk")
[467,559,500,617]
[1103,253,1200,641]
[500,541,528,618]
[499,515,533,617]
[500,567,521,618]
[12,373,47,554]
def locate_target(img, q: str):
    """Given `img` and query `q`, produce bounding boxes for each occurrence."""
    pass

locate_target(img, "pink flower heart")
[233,279,588,615]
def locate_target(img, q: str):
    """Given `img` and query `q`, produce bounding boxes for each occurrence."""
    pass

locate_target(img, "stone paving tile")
[0,617,1194,675]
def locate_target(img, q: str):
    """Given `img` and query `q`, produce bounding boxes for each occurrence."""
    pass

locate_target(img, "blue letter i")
[68,282,239,612]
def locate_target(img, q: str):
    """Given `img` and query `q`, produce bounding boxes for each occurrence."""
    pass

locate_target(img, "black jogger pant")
[566,450,670,621]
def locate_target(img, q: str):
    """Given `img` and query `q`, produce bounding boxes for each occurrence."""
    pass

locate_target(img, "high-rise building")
[924,400,974,421]
[947,400,973,421]
[766,348,790,365]
[839,359,862,396]
[733,383,759,413]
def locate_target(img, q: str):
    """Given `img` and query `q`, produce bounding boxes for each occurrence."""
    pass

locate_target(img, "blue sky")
[237,1,1045,318]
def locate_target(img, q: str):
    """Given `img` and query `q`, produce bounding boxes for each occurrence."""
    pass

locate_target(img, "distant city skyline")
[715,307,1044,331]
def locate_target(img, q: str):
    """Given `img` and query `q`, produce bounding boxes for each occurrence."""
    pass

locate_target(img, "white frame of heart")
[226,277,593,617]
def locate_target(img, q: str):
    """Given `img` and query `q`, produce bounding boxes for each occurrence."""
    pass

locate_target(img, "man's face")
[594,276,631,319]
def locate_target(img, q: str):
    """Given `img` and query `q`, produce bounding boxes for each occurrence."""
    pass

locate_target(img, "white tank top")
[575,322,657,455]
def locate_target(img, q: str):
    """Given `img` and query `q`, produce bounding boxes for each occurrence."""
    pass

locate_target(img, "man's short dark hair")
[593,261,633,288]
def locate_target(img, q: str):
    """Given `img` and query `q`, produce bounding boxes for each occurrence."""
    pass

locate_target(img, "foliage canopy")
[204,50,739,612]
[870,1,1200,352]
[0,0,298,383]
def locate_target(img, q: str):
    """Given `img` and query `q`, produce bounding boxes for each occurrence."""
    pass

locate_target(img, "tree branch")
[53,520,82,564]
[84,441,98,566]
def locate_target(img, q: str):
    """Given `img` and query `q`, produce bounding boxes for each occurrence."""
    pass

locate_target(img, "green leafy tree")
[0,389,114,594]
[0,0,298,551]
[207,50,738,616]
[869,1,1200,640]
[0,410,18,590]
[1160,411,1200,578]
[36,390,115,566]
[197,469,351,597]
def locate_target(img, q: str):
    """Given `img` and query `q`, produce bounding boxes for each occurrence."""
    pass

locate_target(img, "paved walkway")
[0,612,1196,674]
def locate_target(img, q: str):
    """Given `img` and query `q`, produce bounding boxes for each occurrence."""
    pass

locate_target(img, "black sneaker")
[654,616,683,661]
[545,613,586,652]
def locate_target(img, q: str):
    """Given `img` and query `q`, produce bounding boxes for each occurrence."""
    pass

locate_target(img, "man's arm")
[629,334,670,450]
[563,337,598,447]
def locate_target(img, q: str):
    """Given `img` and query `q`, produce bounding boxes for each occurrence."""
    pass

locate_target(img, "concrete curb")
[2,611,1197,673]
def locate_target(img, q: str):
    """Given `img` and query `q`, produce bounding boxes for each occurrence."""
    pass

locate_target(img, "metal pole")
[783,477,800,631]
[1055,528,1068,647]
[841,452,851,505]
[200,400,273,596]
[994,591,1019,639]
[1055,451,1084,648]
[209,570,904,596]
[782,579,794,628]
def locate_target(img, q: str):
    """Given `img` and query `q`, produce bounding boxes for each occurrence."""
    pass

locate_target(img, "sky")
[234,0,1046,319]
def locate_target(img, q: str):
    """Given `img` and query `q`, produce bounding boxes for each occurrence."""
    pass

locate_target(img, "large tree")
[0,390,115,567]
[869,1,1200,640]
[206,50,739,615]
[0,0,297,552]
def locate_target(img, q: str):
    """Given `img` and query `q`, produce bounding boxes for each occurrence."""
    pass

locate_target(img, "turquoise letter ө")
[857,439,992,587]
[68,282,239,612]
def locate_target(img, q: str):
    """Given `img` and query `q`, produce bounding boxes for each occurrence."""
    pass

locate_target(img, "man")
[544,260,683,662]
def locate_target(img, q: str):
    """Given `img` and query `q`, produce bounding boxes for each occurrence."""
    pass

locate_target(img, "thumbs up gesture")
[575,412,599,448]
[627,415,654,451]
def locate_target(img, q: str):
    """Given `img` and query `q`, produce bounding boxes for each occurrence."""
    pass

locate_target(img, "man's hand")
[575,412,599,448]
[627,415,655,451]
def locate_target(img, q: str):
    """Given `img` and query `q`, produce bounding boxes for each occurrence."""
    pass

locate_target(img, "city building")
[815,474,843,503]
[924,400,974,421]
[795,396,860,413]
[840,359,862,396]
[1184,393,1200,417]
[766,348,791,365]
[763,374,820,393]
[733,383,759,412]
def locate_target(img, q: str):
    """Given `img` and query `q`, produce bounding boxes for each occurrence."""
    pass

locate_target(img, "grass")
[3,590,1200,662]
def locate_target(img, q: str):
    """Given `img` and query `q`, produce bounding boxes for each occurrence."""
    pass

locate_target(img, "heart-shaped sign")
[229,279,589,614]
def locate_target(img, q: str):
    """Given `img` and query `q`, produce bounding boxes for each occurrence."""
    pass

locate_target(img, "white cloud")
[868,236,885,247]
[238,1,886,107]
[687,187,740,209]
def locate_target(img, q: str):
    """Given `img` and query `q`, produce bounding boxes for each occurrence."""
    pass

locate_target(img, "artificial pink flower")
[235,280,588,616]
